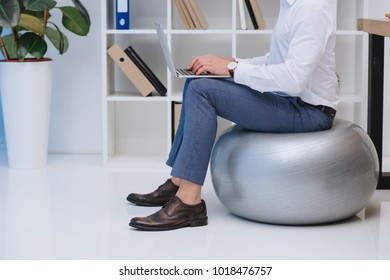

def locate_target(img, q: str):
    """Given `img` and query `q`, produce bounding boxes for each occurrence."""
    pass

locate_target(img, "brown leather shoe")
[126,179,179,206]
[129,196,208,231]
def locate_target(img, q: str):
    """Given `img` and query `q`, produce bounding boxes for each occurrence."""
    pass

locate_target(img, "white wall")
[47,0,102,154]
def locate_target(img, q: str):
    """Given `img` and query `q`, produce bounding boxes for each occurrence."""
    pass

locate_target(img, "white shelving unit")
[101,0,369,167]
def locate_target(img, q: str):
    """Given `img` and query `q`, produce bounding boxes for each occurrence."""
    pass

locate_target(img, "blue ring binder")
[116,0,130,29]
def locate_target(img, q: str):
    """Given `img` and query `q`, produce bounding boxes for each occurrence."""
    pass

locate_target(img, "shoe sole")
[129,217,208,231]
[126,197,167,207]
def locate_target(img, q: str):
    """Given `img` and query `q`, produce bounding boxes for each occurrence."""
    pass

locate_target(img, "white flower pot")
[0,59,52,169]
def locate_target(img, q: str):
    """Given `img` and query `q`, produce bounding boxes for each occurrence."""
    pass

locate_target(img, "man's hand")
[187,55,235,76]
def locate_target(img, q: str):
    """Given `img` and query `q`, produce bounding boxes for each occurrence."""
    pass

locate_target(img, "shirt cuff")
[234,62,255,85]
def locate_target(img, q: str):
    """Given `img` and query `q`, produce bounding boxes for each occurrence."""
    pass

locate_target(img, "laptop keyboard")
[176,69,195,76]
[176,69,212,76]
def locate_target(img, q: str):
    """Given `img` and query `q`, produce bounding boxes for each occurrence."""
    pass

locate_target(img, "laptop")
[154,23,230,78]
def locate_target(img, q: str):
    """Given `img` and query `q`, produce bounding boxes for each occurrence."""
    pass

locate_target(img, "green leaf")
[2,33,17,59]
[0,0,20,27]
[72,0,90,26]
[18,13,44,34]
[46,25,68,54]
[0,26,5,58]
[17,31,47,60]
[59,6,89,36]
[23,0,56,12]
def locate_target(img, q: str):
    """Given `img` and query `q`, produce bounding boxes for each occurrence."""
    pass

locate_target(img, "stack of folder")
[107,44,167,97]
[174,0,209,29]
[238,0,266,30]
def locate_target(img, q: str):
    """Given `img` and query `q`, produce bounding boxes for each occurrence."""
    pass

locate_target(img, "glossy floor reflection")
[0,153,389,260]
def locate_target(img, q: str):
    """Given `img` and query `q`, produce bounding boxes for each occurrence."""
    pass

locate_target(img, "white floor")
[0,150,390,260]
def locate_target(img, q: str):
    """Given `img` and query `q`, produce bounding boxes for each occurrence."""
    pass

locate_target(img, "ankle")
[176,193,201,205]
[170,177,181,187]
[175,180,202,205]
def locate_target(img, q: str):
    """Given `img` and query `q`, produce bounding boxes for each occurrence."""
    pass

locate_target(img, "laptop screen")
[154,23,178,76]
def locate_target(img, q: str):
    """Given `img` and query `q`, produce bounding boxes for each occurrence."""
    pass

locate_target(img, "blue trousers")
[166,78,334,186]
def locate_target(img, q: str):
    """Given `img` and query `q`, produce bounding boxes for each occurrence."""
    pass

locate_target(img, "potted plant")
[0,0,90,169]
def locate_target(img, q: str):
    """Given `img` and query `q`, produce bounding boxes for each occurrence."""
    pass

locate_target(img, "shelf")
[339,95,364,103]
[102,0,369,166]
[105,29,157,35]
[107,91,167,101]
[336,30,366,36]
[170,29,233,35]
[235,29,273,35]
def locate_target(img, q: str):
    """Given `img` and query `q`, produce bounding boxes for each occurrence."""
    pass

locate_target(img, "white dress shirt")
[234,0,340,109]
